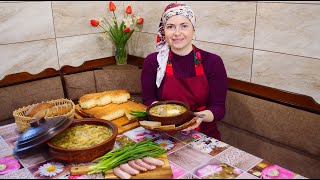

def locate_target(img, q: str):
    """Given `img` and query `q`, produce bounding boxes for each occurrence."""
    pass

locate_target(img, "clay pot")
[47,118,118,163]
[146,101,194,126]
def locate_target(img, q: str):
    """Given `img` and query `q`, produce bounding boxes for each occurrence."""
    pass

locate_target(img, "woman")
[141,3,228,140]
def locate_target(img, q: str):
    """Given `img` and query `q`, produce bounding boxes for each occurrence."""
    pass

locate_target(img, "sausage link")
[128,160,147,172]
[135,159,156,170]
[119,163,140,175]
[113,167,132,179]
[142,157,164,167]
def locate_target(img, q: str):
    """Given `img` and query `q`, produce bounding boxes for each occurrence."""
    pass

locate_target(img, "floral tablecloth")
[0,123,308,179]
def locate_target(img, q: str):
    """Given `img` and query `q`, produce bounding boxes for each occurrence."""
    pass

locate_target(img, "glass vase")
[115,44,127,65]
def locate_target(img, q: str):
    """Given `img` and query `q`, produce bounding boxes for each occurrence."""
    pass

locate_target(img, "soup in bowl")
[146,101,194,126]
[149,104,187,117]
[47,118,118,163]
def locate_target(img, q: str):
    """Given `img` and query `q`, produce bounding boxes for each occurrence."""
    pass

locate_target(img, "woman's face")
[164,15,194,54]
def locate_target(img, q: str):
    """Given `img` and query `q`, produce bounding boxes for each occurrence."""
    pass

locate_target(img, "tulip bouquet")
[90,1,144,65]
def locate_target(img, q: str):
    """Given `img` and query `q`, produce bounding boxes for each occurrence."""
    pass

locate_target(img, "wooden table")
[0,122,308,179]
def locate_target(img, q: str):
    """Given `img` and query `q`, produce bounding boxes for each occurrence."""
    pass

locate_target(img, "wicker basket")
[13,98,75,132]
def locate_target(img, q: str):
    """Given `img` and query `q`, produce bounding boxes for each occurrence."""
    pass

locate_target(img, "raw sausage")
[128,160,147,172]
[119,163,140,175]
[142,157,164,167]
[135,159,156,170]
[113,167,131,179]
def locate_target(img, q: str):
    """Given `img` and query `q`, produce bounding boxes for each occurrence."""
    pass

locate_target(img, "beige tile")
[52,1,125,37]
[130,32,157,58]
[193,41,252,82]
[0,1,55,44]
[57,33,114,68]
[0,39,59,80]
[127,31,140,55]
[123,1,175,34]
[255,3,320,59]
[252,50,320,103]
[179,1,256,48]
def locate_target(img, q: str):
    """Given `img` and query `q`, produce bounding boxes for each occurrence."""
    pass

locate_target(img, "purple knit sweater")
[141,48,228,121]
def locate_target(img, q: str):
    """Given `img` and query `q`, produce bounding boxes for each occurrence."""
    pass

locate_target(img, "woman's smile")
[172,38,185,42]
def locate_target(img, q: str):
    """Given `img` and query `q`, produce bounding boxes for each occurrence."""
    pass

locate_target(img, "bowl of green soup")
[47,118,118,163]
[146,101,194,126]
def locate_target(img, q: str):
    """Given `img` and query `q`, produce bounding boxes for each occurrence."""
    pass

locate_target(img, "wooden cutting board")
[71,154,172,179]
[75,101,145,134]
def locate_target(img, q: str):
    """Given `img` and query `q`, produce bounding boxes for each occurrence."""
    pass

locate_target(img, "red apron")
[160,49,221,140]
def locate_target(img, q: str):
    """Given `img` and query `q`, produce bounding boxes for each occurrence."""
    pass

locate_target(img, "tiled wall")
[0,1,319,103]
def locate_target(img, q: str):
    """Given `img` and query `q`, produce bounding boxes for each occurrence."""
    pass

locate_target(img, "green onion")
[88,139,166,174]
[129,110,148,117]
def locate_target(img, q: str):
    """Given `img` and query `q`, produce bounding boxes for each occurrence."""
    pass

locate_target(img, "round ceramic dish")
[47,118,118,163]
[146,100,194,126]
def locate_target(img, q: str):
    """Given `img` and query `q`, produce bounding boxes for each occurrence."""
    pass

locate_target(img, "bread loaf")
[107,90,130,104]
[95,92,112,106]
[33,104,73,118]
[79,93,101,109]
[79,90,131,109]
[32,109,49,118]
[25,102,53,117]
[95,109,126,121]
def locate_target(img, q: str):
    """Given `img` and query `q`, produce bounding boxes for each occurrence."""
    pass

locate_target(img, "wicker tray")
[13,98,75,132]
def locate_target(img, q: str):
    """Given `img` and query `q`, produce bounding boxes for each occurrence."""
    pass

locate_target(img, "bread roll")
[108,90,130,104]
[25,102,53,117]
[95,92,112,106]
[79,93,100,109]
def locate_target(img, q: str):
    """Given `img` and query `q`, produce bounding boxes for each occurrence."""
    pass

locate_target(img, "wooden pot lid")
[13,116,72,158]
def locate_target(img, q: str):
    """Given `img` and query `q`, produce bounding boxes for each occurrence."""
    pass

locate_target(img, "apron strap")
[165,63,204,76]
[165,45,205,76]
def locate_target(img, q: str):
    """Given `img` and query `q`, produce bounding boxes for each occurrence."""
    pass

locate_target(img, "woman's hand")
[181,110,214,131]
[181,116,204,131]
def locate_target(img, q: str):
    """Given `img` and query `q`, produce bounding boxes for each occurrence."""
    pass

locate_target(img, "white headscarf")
[155,3,196,87]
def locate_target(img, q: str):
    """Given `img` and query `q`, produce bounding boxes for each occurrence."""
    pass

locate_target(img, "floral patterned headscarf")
[155,3,196,87]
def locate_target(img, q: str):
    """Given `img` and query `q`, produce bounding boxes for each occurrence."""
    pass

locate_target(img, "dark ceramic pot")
[47,118,118,163]
[146,101,194,126]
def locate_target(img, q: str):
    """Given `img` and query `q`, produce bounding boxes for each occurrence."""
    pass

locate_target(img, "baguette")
[25,102,53,117]
[32,109,49,118]
[33,104,72,118]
